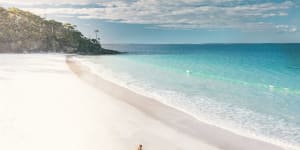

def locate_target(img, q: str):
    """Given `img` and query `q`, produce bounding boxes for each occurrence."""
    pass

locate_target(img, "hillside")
[0,7,119,54]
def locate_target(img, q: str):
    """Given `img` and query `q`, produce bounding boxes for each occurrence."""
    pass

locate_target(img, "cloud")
[2,0,297,31]
[0,0,99,4]
[275,25,298,33]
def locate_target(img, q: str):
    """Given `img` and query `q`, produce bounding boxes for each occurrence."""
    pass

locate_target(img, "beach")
[0,54,284,150]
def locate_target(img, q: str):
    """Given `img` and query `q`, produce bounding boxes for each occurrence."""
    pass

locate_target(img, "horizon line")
[102,42,300,45]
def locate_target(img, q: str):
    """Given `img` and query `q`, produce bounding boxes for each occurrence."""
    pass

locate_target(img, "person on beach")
[137,144,142,150]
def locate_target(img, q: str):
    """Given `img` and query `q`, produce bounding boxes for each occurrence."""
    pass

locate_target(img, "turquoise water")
[78,44,300,149]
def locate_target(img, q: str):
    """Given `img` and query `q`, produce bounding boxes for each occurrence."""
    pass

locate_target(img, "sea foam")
[74,55,300,150]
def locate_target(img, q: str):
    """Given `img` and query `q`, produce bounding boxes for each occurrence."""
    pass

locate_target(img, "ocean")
[76,44,300,149]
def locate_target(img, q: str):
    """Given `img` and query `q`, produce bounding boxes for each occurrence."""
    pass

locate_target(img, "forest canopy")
[0,7,118,54]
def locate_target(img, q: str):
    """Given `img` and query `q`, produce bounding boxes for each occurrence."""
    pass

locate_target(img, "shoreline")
[66,55,284,150]
[1,54,219,150]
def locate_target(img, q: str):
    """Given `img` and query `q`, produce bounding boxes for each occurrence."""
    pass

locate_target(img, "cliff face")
[0,7,115,54]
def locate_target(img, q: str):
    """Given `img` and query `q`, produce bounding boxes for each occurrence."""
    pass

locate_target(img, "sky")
[0,0,299,44]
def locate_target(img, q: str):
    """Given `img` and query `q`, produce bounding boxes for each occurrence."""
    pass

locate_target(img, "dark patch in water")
[287,66,300,70]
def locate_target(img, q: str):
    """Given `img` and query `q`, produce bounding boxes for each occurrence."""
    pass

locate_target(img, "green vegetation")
[0,7,119,54]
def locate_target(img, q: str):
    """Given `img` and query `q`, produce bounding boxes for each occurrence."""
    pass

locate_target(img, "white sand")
[0,54,219,150]
[67,55,285,150]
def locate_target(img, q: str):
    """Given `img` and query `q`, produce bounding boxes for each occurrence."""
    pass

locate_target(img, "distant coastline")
[0,7,120,55]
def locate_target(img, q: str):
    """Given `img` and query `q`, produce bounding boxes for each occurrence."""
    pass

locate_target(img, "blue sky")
[1,0,299,43]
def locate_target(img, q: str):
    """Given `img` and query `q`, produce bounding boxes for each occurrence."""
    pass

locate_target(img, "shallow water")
[78,44,300,149]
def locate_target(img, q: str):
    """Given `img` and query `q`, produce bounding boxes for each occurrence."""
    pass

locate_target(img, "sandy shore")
[0,54,218,150]
[0,54,284,150]
[67,55,284,150]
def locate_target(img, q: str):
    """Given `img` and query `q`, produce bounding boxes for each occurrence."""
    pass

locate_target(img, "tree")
[94,29,99,40]
[0,6,115,54]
